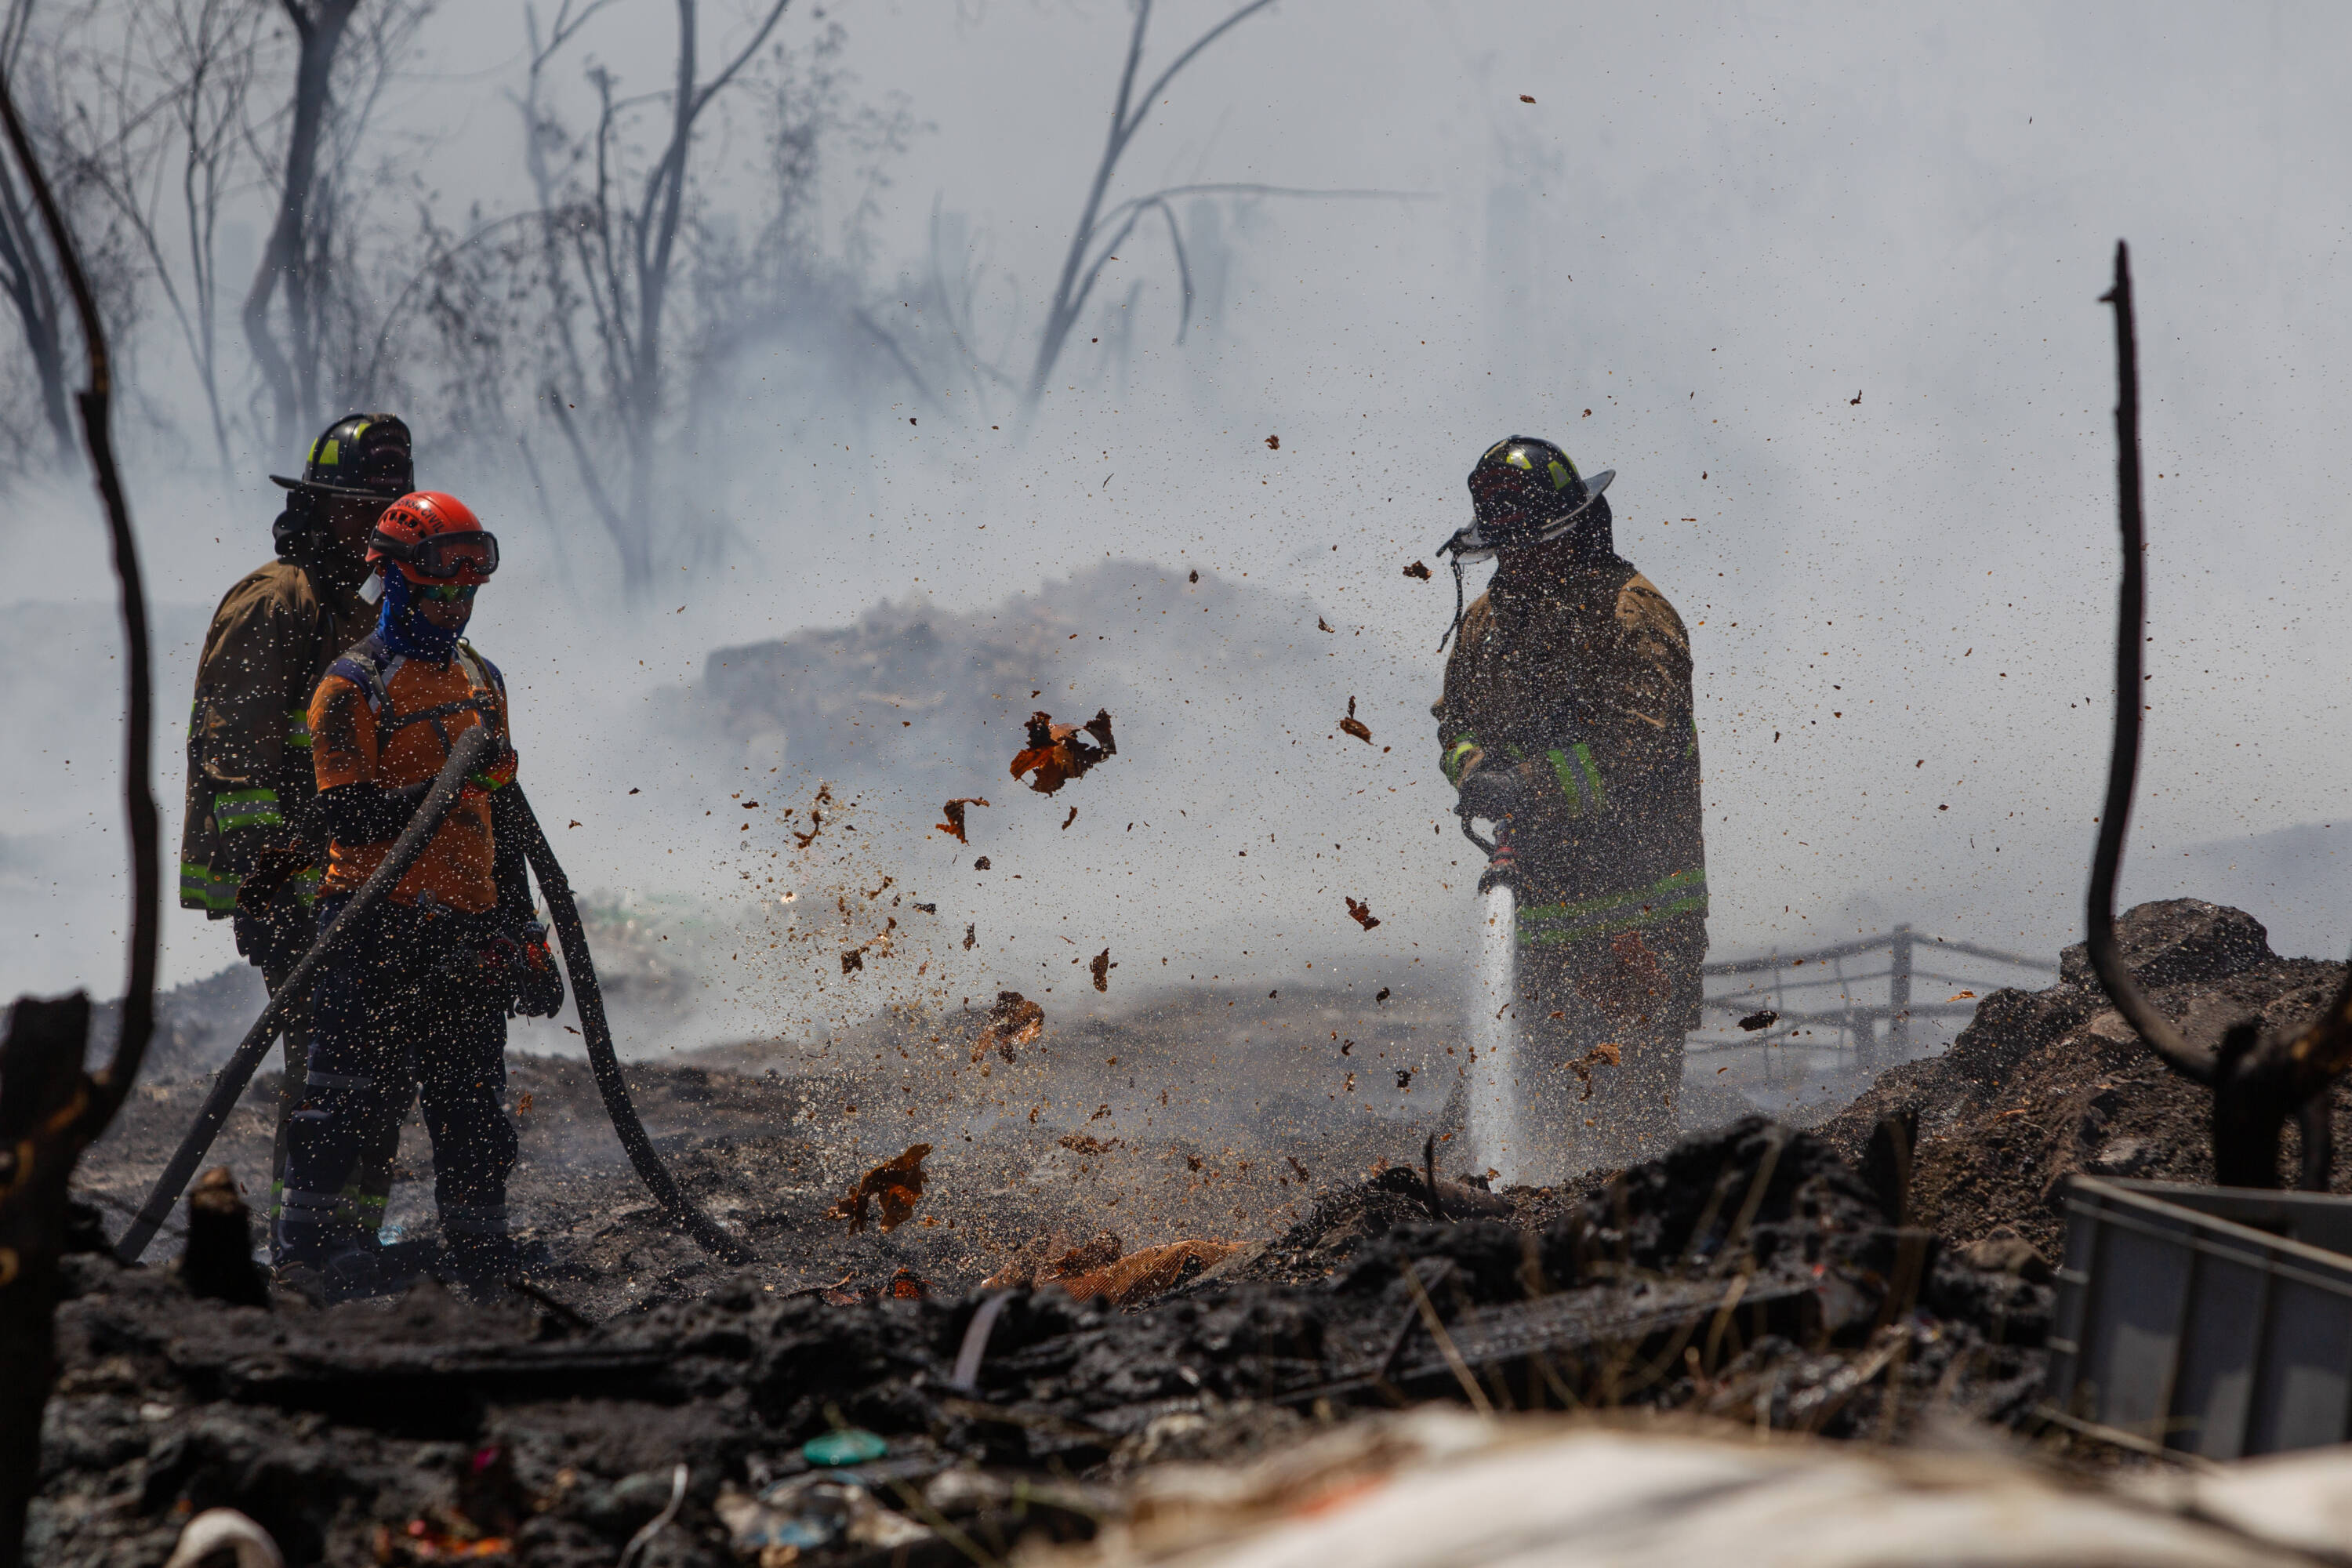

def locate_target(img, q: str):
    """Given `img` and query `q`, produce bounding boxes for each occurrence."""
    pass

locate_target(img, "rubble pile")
[1820,899,2352,1255]
[31,1114,2049,1565]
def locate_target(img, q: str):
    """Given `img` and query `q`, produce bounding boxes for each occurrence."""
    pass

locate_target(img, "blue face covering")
[376,568,470,662]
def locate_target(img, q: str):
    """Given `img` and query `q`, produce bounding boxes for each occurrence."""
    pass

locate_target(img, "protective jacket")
[180,559,373,916]
[309,633,520,914]
[1435,555,1706,952]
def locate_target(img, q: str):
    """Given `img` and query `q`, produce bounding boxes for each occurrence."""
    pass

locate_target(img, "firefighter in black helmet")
[1432,436,1708,1175]
[180,414,416,1256]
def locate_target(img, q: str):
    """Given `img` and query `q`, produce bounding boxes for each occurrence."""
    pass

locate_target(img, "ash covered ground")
[32,896,2338,1565]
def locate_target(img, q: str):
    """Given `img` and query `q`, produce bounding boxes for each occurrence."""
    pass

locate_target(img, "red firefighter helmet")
[366,491,500,585]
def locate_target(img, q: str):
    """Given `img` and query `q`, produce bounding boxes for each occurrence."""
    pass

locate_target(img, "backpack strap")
[326,633,398,718]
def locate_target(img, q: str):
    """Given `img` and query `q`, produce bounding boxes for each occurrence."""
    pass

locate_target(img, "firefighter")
[181,415,415,1254]
[1432,436,1707,1175]
[273,491,563,1299]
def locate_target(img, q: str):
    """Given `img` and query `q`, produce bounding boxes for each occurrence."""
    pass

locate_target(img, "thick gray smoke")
[8,2,2352,1043]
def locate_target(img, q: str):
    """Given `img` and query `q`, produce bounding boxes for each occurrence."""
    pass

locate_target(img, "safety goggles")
[368,527,500,580]
[414,582,478,603]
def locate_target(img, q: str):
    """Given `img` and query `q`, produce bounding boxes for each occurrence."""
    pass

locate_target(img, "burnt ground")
[32,898,2329,1565]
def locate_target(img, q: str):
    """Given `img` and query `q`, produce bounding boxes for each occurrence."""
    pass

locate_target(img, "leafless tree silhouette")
[56,0,268,481]
[517,0,792,594]
[241,0,430,455]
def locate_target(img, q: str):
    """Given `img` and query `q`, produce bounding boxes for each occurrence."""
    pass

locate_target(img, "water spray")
[1457,804,1527,1187]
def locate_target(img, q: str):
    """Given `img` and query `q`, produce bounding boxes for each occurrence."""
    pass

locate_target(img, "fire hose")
[504,782,752,1265]
[118,726,749,1268]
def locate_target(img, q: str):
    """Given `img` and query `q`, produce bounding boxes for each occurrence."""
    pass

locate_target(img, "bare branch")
[1150,198,1191,345]
[0,37,159,1123]
[2085,241,2215,1087]
[1126,0,1279,142]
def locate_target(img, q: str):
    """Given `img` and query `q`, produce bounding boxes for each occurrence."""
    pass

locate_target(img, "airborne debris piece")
[1058,1133,1119,1156]
[1567,1040,1623,1101]
[840,950,863,975]
[938,797,989,843]
[1403,561,1432,580]
[1317,617,1335,633]
[963,922,977,950]
[1338,695,1373,743]
[975,990,1044,1062]
[974,856,991,871]
[1376,987,1391,1003]
[1346,896,1381,931]
[1062,806,1079,830]
[1265,434,1280,450]
[1010,708,1118,795]
[1737,1009,1779,1032]
[1091,947,1113,992]
[826,1143,931,1233]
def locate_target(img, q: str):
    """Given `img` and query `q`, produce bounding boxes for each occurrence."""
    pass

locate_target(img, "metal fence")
[1693,923,2056,1072]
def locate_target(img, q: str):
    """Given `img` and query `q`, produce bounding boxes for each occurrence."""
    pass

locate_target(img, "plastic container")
[2048,1174,2352,1457]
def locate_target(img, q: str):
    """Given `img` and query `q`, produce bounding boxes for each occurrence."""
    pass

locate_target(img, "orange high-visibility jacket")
[309,637,517,913]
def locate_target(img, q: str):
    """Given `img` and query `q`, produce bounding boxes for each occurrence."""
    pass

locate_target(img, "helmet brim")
[1442,468,1613,561]
[270,473,411,502]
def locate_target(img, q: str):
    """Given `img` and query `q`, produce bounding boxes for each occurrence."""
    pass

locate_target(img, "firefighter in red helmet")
[274,492,563,1300]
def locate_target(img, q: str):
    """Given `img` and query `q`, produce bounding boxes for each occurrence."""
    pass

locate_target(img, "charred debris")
[31,1104,2062,1566]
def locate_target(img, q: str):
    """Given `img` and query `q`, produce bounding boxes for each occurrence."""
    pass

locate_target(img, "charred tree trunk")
[0,998,93,1566]
[0,65,158,1568]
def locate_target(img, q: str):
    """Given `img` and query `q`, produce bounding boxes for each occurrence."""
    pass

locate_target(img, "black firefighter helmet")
[271,413,413,501]
[1431,435,1616,648]
[270,414,412,561]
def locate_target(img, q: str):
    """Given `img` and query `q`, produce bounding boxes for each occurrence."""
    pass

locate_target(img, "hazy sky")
[9,0,2352,1023]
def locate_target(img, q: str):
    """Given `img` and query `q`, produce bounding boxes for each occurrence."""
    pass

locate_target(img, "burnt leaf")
[975,990,1044,1063]
[826,1143,931,1233]
[938,797,989,843]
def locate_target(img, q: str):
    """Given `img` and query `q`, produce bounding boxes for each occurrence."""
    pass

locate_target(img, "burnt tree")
[0,62,159,1568]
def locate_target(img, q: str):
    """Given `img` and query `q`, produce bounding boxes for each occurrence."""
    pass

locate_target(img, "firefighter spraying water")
[1433,436,1710,1182]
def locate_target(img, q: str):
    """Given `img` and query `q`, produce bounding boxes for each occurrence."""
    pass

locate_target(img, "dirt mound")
[1819,899,2352,1257]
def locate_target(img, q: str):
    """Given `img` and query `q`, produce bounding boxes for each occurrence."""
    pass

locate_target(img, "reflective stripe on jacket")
[1434,556,1707,950]
[179,559,372,915]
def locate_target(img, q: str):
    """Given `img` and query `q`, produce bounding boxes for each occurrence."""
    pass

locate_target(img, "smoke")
[9,2,2352,1038]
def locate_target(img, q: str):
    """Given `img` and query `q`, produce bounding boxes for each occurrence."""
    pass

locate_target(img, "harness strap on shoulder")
[327,633,401,717]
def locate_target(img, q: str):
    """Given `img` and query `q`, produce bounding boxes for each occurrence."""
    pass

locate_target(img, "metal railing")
[1694,923,2056,1071]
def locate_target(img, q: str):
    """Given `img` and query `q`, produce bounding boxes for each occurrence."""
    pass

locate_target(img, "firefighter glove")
[1454,756,1538,827]
[507,922,566,1018]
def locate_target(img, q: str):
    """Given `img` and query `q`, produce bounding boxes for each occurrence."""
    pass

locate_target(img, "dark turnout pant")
[278,897,517,1255]
[1514,914,1705,1178]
